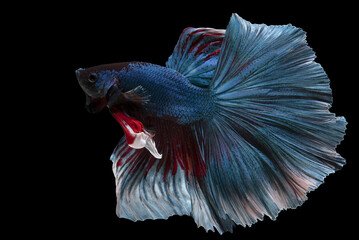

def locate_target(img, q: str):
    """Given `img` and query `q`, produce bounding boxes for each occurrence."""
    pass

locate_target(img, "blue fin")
[111,135,227,232]
[166,27,225,87]
[191,14,347,231]
[109,14,347,234]
[110,137,192,220]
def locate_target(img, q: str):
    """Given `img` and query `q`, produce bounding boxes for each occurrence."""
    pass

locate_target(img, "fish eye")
[88,73,98,83]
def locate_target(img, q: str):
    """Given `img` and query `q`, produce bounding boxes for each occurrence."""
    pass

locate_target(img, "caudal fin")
[191,13,347,232]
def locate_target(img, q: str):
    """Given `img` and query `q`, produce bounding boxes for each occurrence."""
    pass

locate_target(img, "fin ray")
[111,137,192,220]
[190,13,347,231]
[166,27,225,87]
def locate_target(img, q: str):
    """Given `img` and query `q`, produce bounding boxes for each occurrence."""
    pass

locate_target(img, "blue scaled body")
[115,62,215,124]
[76,14,347,234]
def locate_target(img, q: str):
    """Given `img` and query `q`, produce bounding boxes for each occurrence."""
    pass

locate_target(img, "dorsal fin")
[166,27,225,87]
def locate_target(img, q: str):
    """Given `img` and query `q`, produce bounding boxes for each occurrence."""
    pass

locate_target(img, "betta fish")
[76,14,346,234]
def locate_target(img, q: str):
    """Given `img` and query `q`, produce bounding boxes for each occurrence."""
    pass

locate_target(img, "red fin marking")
[173,139,185,170]
[162,151,173,180]
[117,147,132,166]
[238,59,254,72]
[188,33,224,54]
[183,27,193,31]
[170,141,179,175]
[205,49,221,61]
[195,40,223,56]
[126,150,137,165]
[182,28,208,54]
[144,156,157,176]
[115,116,208,180]
[116,144,128,160]
[188,34,206,53]
[129,158,143,174]
[117,158,123,167]
[177,27,193,52]
[111,108,146,145]
[162,162,169,181]
[128,150,146,174]
[172,158,178,176]
[176,153,185,170]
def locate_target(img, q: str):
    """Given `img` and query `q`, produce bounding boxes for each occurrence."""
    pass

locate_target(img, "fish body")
[76,14,346,234]
[115,62,214,124]
[77,62,215,122]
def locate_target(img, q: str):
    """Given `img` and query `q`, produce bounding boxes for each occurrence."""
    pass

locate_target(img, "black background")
[27,2,356,239]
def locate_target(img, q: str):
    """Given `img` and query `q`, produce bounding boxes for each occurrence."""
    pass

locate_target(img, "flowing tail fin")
[191,13,347,232]
[110,13,347,234]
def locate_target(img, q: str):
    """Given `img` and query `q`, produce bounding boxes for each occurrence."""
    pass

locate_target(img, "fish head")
[75,62,129,113]
[75,62,162,159]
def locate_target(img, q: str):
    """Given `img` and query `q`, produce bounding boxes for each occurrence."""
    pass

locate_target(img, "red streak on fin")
[118,147,132,166]
[128,152,144,173]
[177,27,193,52]
[144,156,157,176]
[205,49,221,61]
[172,159,178,176]
[195,39,223,56]
[116,144,128,160]
[188,33,224,54]
[182,28,207,54]
[113,117,208,180]
[111,108,145,145]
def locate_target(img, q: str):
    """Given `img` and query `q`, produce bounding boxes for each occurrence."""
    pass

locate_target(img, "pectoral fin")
[111,107,162,159]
